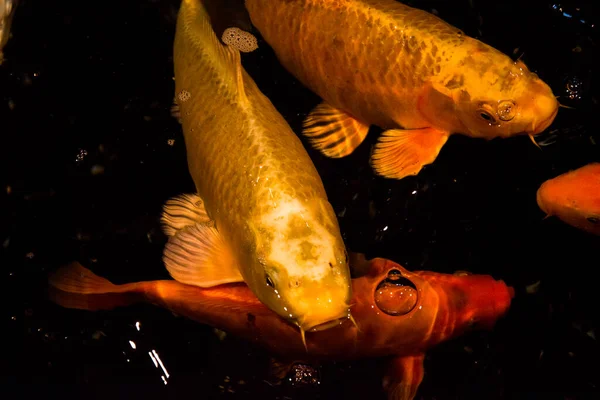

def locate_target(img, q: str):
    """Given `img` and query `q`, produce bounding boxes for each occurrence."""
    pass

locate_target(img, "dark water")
[4,0,599,398]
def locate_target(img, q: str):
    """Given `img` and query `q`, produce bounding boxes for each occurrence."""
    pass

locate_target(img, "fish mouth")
[531,106,559,135]
[305,315,349,333]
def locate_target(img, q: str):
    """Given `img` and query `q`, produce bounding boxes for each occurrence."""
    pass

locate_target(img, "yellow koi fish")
[163,0,352,340]
[244,0,559,180]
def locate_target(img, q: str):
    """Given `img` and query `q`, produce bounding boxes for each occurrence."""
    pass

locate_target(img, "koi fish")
[48,256,513,400]
[537,162,600,236]
[0,0,18,64]
[244,0,559,180]
[165,0,352,338]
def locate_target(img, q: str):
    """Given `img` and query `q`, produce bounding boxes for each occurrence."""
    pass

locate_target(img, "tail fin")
[48,262,144,311]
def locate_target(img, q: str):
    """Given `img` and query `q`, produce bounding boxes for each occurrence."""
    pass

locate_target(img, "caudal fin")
[48,262,143,311]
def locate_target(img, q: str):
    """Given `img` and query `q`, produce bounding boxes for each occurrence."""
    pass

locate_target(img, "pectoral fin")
[163,222,243,287]
[370,128,449,180]
[303,102,370,158]
[161,193,211,237]
[382,354,425,400]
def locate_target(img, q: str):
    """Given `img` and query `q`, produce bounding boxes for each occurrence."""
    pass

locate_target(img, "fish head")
[270,263,354,333]
[249,197,353,332]
[255,246,353,333]
[536,175,561,217]
[425,270,514,336]
[424,42,558,140]
[536,163,600,235]
[353,258,513,349]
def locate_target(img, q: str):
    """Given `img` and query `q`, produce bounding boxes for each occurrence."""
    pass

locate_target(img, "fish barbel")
[537,163,600,236]
[163,0,352,334]
[48,257,513,400]
[244,0,559,180]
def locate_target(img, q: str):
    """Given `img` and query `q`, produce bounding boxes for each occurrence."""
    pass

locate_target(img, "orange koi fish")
[537,163,600,236]
[244,0,559,180]
[48,256,513,400]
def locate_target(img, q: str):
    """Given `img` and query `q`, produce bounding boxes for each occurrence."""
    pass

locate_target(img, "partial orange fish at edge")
[537,163,600,236]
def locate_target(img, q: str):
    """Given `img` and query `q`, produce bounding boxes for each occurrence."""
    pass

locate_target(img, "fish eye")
[478,110,496,124]
[587,217,599,224]
[374,269,418,316]
[497,100,517,121]
[265,274,275,288]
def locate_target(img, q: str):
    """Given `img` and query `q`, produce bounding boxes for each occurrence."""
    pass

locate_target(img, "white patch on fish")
[260,197,336,282]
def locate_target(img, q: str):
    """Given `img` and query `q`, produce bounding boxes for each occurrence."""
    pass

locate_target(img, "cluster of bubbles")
[221,27,259,53]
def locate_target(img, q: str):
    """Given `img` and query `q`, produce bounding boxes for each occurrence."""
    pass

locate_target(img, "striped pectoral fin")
[382,354,425,400]
[163,222,244,288]
[161,193,212,237]
[302,102,370,158]
[370,128,450,180]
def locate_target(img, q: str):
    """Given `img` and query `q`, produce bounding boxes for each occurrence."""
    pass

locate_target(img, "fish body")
[244,0,559,180]
[164,0,352,333]
[0,0,18,64]
[48,257,513,400]
[537,163,600,236]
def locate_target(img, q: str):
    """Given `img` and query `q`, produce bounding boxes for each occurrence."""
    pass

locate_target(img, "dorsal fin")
[174,0,248,105]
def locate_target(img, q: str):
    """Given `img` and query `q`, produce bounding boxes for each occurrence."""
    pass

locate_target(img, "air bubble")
[177,90,191,103]
[221,27,259,53]
[374,270,418,316]
[565,76,583,101]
